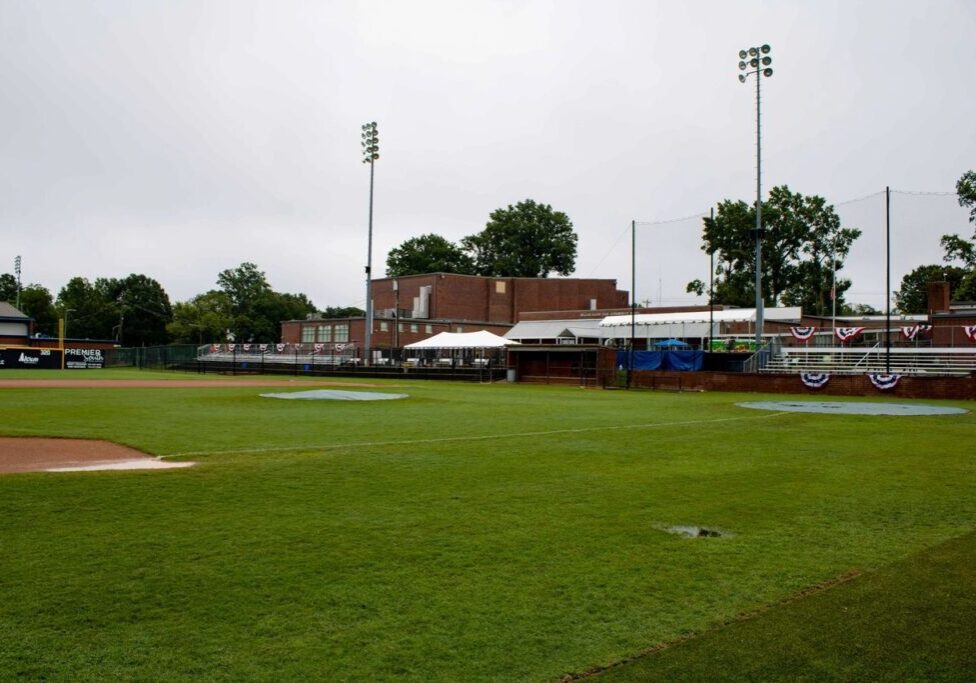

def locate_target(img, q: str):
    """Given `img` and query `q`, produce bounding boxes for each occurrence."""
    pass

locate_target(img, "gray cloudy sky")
[2,0,974,312]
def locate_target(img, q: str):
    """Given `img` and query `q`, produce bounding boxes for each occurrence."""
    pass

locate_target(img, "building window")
[425,324,433,333]
[317,325,332,342]
[301,326,315,343]
[334,324,349,343]
[380,321,389,332]
[495,280,506,294]
[456,326,464,333]
[410,324,419,333]
[398,323,404,332]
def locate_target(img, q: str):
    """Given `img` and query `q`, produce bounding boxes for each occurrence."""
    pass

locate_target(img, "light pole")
[738,44,773,348]
[14,256,22,310]
[361,121,379,366]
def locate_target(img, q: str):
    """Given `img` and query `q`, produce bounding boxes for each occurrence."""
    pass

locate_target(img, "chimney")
[926,281,951,313]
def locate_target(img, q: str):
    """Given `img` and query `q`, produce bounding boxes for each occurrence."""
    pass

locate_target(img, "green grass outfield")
[1,370,973,680]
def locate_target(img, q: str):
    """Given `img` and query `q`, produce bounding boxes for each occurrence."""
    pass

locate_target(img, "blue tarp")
[617,350,704,372]
[653,338,692,349]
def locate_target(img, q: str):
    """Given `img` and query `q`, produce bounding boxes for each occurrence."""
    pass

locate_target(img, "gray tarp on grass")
[261,390,408,401]
[738,401,967,416]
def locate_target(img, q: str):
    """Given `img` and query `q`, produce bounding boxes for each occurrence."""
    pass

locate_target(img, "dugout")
[507,345,616,386]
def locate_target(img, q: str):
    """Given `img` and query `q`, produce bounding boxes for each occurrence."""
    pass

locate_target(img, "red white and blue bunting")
[868,373,901,391]
[900,324,932,340]
[790,326,817,341]
[964,325,976,343]
[276,343,287,352]
[835,327,864,343]
[800,372,830,389]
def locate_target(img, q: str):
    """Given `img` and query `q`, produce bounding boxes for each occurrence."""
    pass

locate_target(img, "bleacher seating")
[761,346,976,376]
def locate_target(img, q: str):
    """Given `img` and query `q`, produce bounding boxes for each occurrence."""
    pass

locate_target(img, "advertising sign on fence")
[0,348,60,369]
[64,348,105,369]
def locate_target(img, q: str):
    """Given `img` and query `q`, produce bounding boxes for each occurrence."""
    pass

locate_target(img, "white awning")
[506,318,602,341]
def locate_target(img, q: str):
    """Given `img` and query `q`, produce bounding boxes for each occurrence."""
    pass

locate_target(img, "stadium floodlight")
[14,255,21,309]
[361,121,379,365]
[737,43,774,347]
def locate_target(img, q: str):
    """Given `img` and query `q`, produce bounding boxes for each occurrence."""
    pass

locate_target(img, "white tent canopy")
[403,330,519,350]
[598,307,802,340]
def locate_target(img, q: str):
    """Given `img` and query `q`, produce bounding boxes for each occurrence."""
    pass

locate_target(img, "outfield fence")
[103,344,507,382]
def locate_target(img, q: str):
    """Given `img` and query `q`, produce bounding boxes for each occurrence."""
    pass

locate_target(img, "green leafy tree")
[956,169,976,224]
[386,234,475,277]
[56,277,113,340]
[167,291,232,344]
[19,284,58,336]
[841,302,881,316]
[320,306,366,319]
[894,265,967,314]
[688,186,860,315]
[215,262,316,341]
[101,274,173,346]
[933,169,976,302]
[0,273,17,304]
[462,199,578,277]
[56,274,173,343]
[939,170,976,268]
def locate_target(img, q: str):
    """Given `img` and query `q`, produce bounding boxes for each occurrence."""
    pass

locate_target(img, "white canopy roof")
[404,330,519,349]
[599,307,802,328]
[506,318,602,341]
[598,307,802,340]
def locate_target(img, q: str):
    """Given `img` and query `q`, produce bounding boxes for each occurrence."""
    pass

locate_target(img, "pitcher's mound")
[0,437,194,474]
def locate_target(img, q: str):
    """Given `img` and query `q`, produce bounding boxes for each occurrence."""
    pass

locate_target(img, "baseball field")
[1,369,973,680]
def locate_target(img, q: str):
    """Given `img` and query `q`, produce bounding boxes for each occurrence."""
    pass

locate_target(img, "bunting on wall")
[868,373,901,390]
[313,343,324,353]
[210,344,221,353]
[900,324,932,341]
[800,372,830,389]
[276,343,286,352]
[964,325,976,343]
[258,344,268,352]
[835,327,864,343]
[228,344,236,352]
[242,344,251,352]
[790,326,817,341]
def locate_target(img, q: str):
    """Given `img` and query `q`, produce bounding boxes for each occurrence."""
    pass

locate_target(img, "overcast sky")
[2,0,974,312]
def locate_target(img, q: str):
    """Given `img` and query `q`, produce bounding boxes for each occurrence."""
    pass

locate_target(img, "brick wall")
[371,274,628,324]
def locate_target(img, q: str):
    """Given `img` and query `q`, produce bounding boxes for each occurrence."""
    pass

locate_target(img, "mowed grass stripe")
[589,529,976,681]
[162,410,790,458]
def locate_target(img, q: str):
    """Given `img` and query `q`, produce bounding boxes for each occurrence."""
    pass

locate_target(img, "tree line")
[0,263,352,345]
[4,175,973,345]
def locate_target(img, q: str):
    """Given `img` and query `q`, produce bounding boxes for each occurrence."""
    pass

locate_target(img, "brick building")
[280,273,629,354]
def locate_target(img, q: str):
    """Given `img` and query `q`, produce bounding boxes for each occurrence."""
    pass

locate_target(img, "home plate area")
[0,437,194,474]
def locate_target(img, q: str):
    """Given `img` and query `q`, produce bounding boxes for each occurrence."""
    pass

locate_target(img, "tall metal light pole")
[14,256,22,310]
[738,44,773,347]
[361,121,379,366]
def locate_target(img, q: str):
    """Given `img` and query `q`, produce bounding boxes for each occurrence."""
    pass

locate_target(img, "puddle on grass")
[661,525,728,538]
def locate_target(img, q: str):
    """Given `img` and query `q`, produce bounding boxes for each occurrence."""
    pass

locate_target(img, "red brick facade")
[281,273,629,350]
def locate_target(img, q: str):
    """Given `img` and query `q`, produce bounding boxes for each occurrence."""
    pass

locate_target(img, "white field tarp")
[598,307,802,339]
[403,330,519,350]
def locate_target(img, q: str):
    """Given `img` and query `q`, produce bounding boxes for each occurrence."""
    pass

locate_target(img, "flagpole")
[885,185,891,373]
